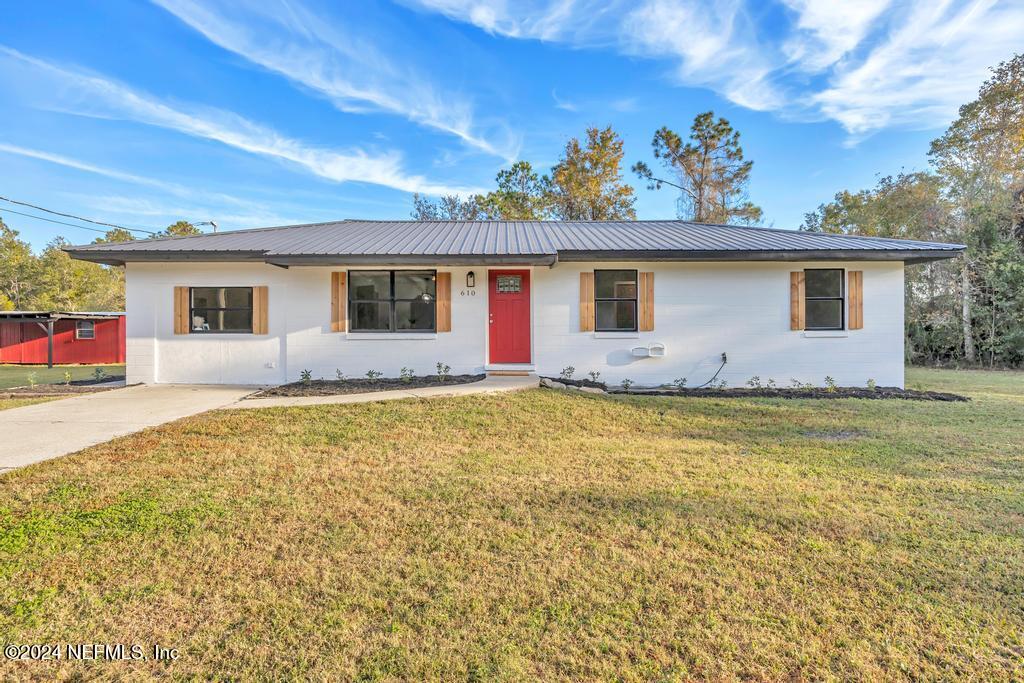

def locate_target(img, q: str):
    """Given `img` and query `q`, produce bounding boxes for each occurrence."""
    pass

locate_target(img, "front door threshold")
[485,363,536,376]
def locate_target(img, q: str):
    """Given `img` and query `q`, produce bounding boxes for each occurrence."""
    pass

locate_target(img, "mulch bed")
[247,374,487,398]
[544,377,969,402]
[1,376,126,397]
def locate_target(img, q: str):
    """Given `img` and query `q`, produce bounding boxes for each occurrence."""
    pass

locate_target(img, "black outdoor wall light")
[466,271,476,288]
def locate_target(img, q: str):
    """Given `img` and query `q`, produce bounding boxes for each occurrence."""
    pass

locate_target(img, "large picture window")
[190,287,253,333]
[804,269,844,330]
[594,269,638,332]
[349,271,436,332]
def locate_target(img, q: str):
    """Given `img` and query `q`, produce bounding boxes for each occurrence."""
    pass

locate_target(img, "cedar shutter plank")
[253,286,269,334]
[848,271,864,329]
[174,286,189,335]
[579,272,595,332]
[790,272,805,330]
[331,272,347,332]
[639,272,654,331]
[436,272,451,332]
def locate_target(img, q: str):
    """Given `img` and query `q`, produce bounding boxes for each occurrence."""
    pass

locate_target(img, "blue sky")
[1,0,1021,249]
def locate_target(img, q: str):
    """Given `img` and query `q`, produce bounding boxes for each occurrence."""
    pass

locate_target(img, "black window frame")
[804,268,845,331]
[189,286,254,334]
[74,320,95,340]
[348,270,437,333]
[594,269,639,333]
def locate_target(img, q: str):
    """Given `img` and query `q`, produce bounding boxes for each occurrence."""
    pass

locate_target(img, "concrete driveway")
[0,384,254,472]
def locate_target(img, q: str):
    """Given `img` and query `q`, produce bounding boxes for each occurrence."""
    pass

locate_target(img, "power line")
[0,206,116,235]
[0,194,157,235]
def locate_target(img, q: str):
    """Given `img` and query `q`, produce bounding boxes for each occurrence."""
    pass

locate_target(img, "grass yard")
[1,368,1022,679]
[0,364,125,390]
[0,397,59,411]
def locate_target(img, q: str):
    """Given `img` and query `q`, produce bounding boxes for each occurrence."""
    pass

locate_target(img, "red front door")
[488,270,531,363]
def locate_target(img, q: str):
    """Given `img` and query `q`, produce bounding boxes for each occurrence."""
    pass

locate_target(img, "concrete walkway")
[229,374,538,410]
[0,384,254,472]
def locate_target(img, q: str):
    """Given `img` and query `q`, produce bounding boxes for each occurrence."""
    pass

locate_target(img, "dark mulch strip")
[612,386,969,401]
[248,374,487,398]
[2,377,126,397]
[541,377,968,401]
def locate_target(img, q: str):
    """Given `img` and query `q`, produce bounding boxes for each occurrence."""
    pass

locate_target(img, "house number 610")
[460,290,476,296]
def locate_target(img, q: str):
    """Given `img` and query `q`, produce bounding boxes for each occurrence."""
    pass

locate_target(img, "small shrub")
[620,378,633,392]
[300,369,312,384]
[93,367,106,382]
[400,367,415,383]
[436,363,451,382]
[26,372,38,388]
[559,366,576,381]
[790,378,803,388]
[673,377,687,391]
[867,378,877,391]
[746,375,762,389]
[366,370,383,381]
[766,378,776,389]
[824,376,837,393]
[63,370,73,386]
[588,370,601,383]
[718,379,728,390]
[335,369,345,381]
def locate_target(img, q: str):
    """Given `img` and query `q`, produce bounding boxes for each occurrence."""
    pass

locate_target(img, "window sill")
[346,332,437,340]
[802,331,849,338]
[593,332,640,339]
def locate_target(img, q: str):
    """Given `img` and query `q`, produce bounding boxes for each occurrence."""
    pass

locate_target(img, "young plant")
[714,379,727,390]
[435,362,451,382]
[26,372,38,388]
[790,378,803,388]
[766,378,777,389]
[335,369,345,381]
[93,367,106,382]
[866,378,877,391]
[746,375,762,389]
[620,378,633,393]
[673,377,687,391]
[400,367,415,383]
[559,366,576,381]
[366,369,383,381]
[588,370,601,383]
[63,370,73,386]
[300,369,312,384]
[824,376,838,393]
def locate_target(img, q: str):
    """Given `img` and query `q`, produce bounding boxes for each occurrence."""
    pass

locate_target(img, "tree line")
[801,54,1023,367]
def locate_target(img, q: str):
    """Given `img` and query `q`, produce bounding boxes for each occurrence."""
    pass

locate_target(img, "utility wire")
[0,194,157,235]
[0,206,116,235]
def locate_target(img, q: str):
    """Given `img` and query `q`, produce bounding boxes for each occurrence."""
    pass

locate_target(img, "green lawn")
[1,368,1022,679]
[0,364,125,390]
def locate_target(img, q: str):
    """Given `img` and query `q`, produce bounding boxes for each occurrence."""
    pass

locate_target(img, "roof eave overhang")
[264,253,558,267]
[556,249,964,264]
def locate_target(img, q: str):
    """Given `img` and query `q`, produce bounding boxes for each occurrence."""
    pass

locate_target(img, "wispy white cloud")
[551,89,578,112]
[151,0,519,161]
[0,47,485,196]
[410,0,1024,137]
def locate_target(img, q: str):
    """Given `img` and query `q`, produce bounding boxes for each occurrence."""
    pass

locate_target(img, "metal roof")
[66,219,965,266]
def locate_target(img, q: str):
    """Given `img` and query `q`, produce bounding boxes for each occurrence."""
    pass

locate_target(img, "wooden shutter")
[330,272,347,332]
[436,272,451,332]
[173,286,189,335]
[579,272,595,332]
[639,272,654,331]
[789,272,805,330]
[848,270,864,330]
[252,286,269,335]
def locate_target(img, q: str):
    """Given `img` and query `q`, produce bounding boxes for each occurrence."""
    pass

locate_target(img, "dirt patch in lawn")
[0,377,126,397]
[247,374,487,398]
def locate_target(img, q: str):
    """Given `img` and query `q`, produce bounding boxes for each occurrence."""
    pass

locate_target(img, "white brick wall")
[125,260,905,388]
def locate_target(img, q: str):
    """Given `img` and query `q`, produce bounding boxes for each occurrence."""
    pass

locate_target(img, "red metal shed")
[0,312,126,367]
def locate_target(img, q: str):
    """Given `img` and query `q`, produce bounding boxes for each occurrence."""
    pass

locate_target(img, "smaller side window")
[594,269,638,332]
[804,269,844,330]
[75,320,95,340]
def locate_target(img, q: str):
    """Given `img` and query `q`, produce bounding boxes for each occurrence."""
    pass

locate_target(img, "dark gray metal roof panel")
[67,219,965,263]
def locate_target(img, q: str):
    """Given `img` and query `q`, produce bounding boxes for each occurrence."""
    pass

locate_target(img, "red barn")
[0,312,126,367]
